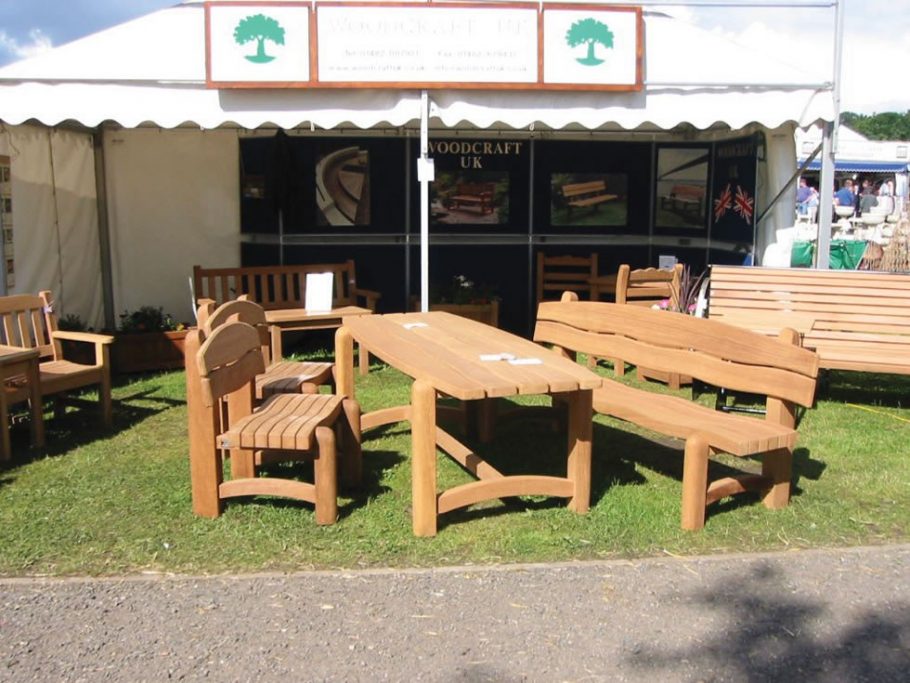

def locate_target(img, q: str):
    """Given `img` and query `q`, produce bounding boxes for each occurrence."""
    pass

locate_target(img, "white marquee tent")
[0,0,834,327]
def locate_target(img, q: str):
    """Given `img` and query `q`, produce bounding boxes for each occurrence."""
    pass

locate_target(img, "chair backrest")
[615,264,683,308]
[195,322,265,408]
[0,290,60,361]
[536,252,598,303]
[200,298,273,365]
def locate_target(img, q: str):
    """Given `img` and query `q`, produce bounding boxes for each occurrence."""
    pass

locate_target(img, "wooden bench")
[660,184,705,218]
[449,183,495,214]
[708,265,910,375]
[533,294,819,530]
[193,260,380,368]
[560,180,618,215]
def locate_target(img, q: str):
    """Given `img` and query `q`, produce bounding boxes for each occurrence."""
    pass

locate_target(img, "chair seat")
[219,393,344,451]
[594,379,796,456]
[256,361,333,399]
[5,359,102,403]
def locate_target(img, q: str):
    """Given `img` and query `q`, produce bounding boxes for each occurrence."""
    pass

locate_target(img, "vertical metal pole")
[817,0,845,270]
[93,129,116,330]
[419,90,430,312]
[0,189,7,296]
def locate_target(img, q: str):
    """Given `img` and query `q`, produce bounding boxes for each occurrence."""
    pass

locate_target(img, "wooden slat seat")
[534,294,819,530]
[219,393,344,452]
[709,265,910,375]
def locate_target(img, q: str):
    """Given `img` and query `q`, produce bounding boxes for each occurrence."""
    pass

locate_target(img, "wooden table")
[0,345,44,460]
[335,312,602,536]
[265,306,373,374]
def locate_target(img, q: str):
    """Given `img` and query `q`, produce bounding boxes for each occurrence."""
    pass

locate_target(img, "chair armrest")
[52,330,115,367]
[52,330,115,345]
[351,287,382,310]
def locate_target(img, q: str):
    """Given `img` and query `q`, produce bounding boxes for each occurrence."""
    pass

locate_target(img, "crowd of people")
[797,176,897,218]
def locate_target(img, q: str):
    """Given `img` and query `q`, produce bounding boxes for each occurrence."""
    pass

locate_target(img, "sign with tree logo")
[543,6,641,87]
[207,4,310,85]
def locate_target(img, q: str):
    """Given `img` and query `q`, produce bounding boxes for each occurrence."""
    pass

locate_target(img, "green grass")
[0,357,907,576]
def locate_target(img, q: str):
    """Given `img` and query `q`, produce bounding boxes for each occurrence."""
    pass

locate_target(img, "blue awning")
[801,159,909,173]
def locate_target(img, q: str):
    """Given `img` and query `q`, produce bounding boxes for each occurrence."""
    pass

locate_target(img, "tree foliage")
[566,18,614,50]
[841,111,910,141]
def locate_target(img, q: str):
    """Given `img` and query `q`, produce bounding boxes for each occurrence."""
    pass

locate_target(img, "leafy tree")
[841,111,910,140]
[565,18,614,66]
[234,14,285,64]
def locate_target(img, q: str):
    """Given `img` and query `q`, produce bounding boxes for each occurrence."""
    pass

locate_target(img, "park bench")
[708,265,910,375]
[449,183,495,214]
[660,184,705,218]
[533,294,819,530]
[560,180,618,216]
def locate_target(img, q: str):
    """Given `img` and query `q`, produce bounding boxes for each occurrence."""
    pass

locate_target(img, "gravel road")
[2,544,908,682]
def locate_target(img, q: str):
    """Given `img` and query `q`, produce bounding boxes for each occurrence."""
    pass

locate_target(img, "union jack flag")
[713,183,733,221]
[733,185,754,224]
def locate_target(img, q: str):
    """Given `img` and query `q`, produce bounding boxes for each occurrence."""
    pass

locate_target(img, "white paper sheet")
[305,272,334,312]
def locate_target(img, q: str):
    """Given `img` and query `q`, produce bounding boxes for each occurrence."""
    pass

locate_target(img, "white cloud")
[0,28,53,63]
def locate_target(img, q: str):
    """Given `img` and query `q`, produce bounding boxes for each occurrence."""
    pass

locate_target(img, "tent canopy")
[803,159,909,173]
[0,2,834,132]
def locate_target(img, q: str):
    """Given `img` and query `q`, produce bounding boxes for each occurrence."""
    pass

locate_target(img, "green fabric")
[791,241,815,267]
[828,240,867,270]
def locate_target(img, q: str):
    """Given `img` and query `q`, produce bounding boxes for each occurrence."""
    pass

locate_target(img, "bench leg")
[761,447,792,509]
[411,379,438,537]
[566,389,593,514]
[314,425,338,525]
[681,435,710,531]
[339,398,362,489]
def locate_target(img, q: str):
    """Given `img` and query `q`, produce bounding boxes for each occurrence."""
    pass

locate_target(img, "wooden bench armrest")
[351,287,382,309]
[52,330,115,345]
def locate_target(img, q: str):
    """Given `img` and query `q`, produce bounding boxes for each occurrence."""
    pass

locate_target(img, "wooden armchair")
[0,290,113,428]
[197,298,334,399]
[536,253,598,304]
[185,321,361,523]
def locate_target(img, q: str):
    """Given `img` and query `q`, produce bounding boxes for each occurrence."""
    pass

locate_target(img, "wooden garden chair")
[0,290,113,429]
[197,298,334,399]
[536,252,598,303]
[185,321,361,524]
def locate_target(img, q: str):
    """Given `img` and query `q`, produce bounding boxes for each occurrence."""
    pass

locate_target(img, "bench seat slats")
[594,379,796,456]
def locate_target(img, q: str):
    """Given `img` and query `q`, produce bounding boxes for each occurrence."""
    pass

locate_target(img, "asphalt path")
[2,544,908,682]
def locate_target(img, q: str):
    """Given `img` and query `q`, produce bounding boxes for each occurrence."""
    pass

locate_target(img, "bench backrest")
[0,290,60,361]
[534,298,818,408]
[562,180,606,198]
[536,252,598,303]
[193,261,359,310]
[616,264,684,307]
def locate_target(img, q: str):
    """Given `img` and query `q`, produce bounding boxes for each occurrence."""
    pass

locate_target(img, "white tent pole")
[816,0,844,270]
[419,90,429,312]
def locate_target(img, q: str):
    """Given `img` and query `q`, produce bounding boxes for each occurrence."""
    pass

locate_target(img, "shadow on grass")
[818,369,910,408]
[626,561,910,680]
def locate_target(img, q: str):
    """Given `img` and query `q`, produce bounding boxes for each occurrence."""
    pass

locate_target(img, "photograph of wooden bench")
[560,180,618,216]
[193,260,380,370]
[534,293,819,530]
[659,184,705,218]
[448,182,495,214]
[708,265,910,376]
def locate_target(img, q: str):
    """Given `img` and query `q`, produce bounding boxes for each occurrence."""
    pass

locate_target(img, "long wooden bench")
[533,294,819,530]
[193,260,380,369]
[708,265,910,374]
[561,180,618,215]
[449,183,495,214]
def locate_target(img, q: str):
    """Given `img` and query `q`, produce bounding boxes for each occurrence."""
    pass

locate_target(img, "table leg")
[411,379,437,537]
[270,325,284,361]
[566,389,593,514]
[335,327,355,400]
[26,359,44,449]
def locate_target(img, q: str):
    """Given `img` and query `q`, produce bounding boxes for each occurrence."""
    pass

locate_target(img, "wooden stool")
[186,322,361,524]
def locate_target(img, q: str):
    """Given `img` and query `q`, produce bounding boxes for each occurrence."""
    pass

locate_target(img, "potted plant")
[414,274,500,327]
[112,306,191,373]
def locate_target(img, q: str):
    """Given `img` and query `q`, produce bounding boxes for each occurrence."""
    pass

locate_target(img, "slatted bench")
[449,183,495,214]
[561,180,618,215]
[660,184,705,218]
[708,265,910,375]
[533,294,819,530]
[193,260,380,370]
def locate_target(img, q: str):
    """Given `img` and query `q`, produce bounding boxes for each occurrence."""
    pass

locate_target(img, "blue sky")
[0,1,907,114]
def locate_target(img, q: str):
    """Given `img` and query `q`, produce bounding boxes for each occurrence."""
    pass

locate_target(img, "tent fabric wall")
[0,124,103,328]
[105,128,240,324]
[760,126,799,254]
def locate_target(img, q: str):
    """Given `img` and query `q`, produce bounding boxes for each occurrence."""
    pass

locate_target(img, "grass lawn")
[0,354,907,577]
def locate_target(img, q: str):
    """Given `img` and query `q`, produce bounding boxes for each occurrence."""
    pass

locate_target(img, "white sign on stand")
[305,272,334,313]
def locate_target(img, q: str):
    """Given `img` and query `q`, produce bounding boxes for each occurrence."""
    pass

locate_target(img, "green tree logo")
[234,14,285,63]
[565,18,614,66]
